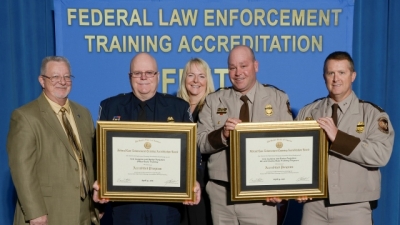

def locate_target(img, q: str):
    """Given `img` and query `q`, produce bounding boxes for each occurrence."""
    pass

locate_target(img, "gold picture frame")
[96,121,197,202]
[230,121,328,201]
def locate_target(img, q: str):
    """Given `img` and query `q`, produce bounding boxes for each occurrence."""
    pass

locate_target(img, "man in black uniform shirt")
[93,53,201,225]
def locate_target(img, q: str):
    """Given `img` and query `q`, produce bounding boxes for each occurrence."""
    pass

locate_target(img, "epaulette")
[215,86,233,92]
[262,84,286,94]
[312,97,326,103]
[359,99,385,112]
[303,97,326,107]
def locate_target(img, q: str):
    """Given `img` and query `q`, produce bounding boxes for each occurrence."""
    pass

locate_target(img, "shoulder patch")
[262,84,286,93]
[378,117,389,134]
[215,87,233,92]
[359,100,385,113]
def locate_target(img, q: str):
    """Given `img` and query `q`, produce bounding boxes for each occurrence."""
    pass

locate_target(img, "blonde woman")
[178,58,215,120]
[178,58,215,225]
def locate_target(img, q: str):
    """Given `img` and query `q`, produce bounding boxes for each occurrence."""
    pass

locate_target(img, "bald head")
[130,53,158,72]
[228,45,256,64]
[129,53,159,101]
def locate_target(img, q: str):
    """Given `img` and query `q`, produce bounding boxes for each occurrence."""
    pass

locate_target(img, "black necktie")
[138,102,147,121]
[332,103,339,126]
[60,107,89,199]
[240,95,250,122]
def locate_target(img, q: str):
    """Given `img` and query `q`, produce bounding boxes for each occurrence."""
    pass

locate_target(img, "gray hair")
[40,56,71,75]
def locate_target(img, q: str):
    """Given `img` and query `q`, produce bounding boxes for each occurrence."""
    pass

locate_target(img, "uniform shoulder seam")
[359,99,385,112]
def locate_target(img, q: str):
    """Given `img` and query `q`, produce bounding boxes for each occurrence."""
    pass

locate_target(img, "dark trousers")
[113,202,181,225]
[180,191,212,225]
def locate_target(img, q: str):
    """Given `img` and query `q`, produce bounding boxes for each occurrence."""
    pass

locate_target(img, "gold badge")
[217,108,227,115]
[378,117,389,134]
[265,104,273,116]
[167,117,175,122]
[276,141,283,149]
[356,122,365,133]
[305,117,313,120]
[144,142,152,149]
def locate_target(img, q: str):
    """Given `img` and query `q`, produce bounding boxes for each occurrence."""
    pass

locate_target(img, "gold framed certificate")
[96,121,197,202]
[230,121,328,201]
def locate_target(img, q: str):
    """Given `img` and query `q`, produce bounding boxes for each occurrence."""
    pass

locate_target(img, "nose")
[59,76,67,85]
[193,75,198,82]
[332,73,338,82]
[140,72,148,80]
[236,67,243,76]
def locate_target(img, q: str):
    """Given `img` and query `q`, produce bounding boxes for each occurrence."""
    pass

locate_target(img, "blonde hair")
[177,58,215,110]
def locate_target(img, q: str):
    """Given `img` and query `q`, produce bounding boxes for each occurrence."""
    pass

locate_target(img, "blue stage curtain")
[0,0,55,224]
[0,0,399,224]
[353,0,400,224]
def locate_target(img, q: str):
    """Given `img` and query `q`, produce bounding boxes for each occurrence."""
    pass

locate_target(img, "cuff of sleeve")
[208,127,226,149]
[331,130,360,156]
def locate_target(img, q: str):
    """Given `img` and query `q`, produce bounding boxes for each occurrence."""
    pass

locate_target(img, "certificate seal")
[276,141,283,149]
[144,142,152,149]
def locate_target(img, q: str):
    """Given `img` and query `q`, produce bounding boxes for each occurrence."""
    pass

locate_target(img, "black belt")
[211,179,229,187]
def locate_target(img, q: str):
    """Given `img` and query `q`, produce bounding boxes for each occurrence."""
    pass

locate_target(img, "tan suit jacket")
[198,82,293,182]
[7,93,96,224]
[296,92,395,204]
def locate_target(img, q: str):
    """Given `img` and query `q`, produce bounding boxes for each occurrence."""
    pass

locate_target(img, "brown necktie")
[239,95,250,122]
[60,107,89,199]
[332,103,339,126]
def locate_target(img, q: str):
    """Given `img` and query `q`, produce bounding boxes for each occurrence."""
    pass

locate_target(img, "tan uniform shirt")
[197,81,293,182]
[296,91,395,204]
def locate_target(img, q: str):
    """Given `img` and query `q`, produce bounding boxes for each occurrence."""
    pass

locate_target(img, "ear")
[38,75,45,88]
[156,72,160,85]
[351,71,356,82]
[254,60,259,72]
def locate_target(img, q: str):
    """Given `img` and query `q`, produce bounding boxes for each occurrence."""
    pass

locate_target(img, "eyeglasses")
[41,75,74,83]
[129,71,158,78]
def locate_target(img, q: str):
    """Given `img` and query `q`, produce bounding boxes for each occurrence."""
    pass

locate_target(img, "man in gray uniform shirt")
[197,45,293,225]
[296,51,395,225]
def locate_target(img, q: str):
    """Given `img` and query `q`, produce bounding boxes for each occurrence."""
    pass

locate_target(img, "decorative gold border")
[97,121,197,202]
[230,121,328,201]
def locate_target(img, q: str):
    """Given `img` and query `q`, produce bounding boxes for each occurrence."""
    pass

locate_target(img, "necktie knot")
[240,95,249,103]
[60,107,66,113]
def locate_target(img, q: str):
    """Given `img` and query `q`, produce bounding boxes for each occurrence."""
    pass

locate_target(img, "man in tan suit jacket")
[7,56,97,225]
[197,45,293,225]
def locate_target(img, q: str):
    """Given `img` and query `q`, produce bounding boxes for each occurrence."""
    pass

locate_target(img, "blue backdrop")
[53,0,354,117]
[1,0,399,224]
